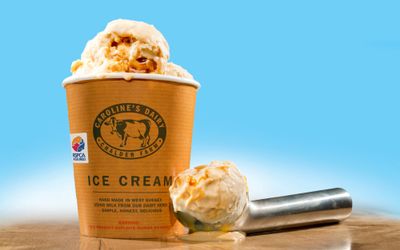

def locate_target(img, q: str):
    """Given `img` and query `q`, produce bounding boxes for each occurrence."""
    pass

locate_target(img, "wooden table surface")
[1,214,399,249]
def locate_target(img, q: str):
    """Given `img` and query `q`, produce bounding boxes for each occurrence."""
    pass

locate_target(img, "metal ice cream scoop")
[174,188,352,233]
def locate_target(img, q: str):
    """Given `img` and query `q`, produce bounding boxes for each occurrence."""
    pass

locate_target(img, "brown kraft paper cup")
[63,73,199,239]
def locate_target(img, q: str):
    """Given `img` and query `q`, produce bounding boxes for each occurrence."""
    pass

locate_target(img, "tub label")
[93,103,167,160]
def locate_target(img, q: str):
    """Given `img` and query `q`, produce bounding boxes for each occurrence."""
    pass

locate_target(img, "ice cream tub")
[63,73,200,238]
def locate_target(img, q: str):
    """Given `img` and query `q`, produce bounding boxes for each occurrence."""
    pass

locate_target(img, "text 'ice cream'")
[169,161,249,227]
[71,19,192,79]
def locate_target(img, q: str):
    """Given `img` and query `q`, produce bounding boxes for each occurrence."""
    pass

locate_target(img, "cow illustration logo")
[93,103,167,160]
[104,117,151,148]
[72,136,85,152]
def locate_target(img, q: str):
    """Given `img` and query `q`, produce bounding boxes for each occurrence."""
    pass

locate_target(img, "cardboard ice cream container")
[63,73,200,239]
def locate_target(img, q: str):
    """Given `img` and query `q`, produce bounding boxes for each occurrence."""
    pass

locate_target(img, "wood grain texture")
[1,214,399,249]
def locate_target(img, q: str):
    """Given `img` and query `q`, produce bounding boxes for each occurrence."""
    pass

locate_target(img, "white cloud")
[0,162,77,225]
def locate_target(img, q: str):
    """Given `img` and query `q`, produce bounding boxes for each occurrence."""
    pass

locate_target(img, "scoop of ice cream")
[169,161,248,226]
[71,19,170,75]
[165,62,193,79]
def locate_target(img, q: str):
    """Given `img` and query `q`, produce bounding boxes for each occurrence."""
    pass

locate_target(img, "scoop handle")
[236,188,352,233]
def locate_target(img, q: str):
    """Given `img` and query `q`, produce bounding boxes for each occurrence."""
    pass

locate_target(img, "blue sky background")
[0,1,399,223]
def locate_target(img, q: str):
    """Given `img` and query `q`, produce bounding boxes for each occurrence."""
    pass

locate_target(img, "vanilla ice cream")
[169,161,248,227]
[165,62,193,79]
[71,19,192,79]
[65,19,200,239]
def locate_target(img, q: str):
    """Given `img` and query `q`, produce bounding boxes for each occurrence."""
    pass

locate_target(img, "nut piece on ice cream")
[169,161,248,227]
[71,19,169,75]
